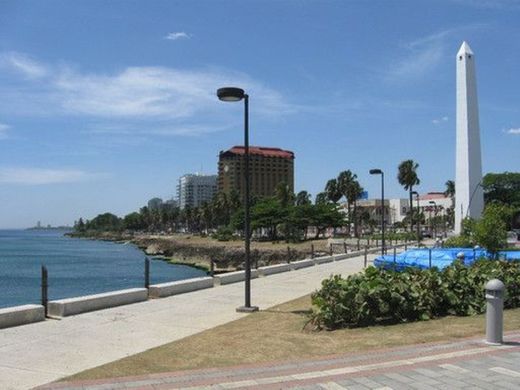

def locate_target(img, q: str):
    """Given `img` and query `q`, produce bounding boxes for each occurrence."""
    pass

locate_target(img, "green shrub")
[311,260,520,329]
[213,226,235,241]
[444,235,474,248]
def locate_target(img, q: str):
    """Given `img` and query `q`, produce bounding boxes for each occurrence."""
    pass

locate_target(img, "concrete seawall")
[0,304,45,329]
[48,288,148,317]
[148,277,214,298]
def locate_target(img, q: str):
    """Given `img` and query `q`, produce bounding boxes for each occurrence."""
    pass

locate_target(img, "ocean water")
[0,229,207,308]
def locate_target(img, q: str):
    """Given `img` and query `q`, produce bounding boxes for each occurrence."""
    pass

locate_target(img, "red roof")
[224,146,294,159]
[419,192,448,200]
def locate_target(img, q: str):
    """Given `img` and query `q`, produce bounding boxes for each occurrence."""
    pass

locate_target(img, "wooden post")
[210,259,215,277]
[343,242,347,253]
[144,257,150,289]
[357,238,360,251]
[429,249,432,269]
[330,244,333,256]
[41,265,48,317]
[287,246,291,264]
[311,244,314,259]
[364,246,368,268]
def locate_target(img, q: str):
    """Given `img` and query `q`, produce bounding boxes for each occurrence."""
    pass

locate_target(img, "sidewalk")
[37,332,520,389]
[0,254,372,390]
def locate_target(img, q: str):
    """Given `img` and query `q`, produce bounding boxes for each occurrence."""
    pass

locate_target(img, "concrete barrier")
[0,304,45,329]
[48,288,148,317]
[214,269,259,285]
[148,277,214,298]
[290,258,315,270]
[313,255,334,265]
[258,263,292,276]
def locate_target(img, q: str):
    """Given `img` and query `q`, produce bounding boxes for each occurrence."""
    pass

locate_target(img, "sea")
[0,229,207,309]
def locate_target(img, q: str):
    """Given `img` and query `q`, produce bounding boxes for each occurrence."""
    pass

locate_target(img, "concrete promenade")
[0,253,374,390]
[37,332,520,389]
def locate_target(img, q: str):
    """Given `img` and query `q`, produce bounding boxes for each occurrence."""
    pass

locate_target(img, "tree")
[310,203,346,238]
[445,180,455,198]
[325,179,342,204]
[397,160,420,232]
[275,181,295,208]
[444,180,455,228]
[474,204,508,256]
[123,212,144,230]
[295,190,312,206]
[315,192,328,205]
[346,179,364,237]
[482,172,520,207]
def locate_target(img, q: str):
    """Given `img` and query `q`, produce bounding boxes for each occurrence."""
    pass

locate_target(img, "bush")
[311,260,520,329]
[444,235,474,248]
[213,226,235,241]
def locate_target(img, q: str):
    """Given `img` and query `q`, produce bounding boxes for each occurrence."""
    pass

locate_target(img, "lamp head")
[429,201,436,205]
[369,169,382,175]
[217,87,245,102]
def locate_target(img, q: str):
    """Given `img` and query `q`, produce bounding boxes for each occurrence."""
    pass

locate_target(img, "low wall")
[48,288,148,317]
[148,277,214,298]
[290,258,315,270]
[258,263,292,276]
[313,255,334,265]
[0,304,45,329]
[214,269,259,285]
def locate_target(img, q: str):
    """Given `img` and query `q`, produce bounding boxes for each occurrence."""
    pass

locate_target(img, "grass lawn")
[65,294,520,382]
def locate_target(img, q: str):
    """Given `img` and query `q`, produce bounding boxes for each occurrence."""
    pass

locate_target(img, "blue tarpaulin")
[374,248,520,271]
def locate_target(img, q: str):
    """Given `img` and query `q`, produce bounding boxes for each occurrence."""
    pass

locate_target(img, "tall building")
[455,41,484,234]
[177,174,217,209]
[218,146,294,199]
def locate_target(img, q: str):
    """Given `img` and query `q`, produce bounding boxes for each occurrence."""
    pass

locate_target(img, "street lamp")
[429,201,437,239]
[369,169,385,256]
[217,87,258,313]
[411,191,420,245]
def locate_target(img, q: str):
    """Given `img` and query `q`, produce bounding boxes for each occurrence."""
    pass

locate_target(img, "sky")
[0,0,519,228]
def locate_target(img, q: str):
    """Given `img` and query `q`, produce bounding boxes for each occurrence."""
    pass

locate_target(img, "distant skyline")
[0,0,519,228]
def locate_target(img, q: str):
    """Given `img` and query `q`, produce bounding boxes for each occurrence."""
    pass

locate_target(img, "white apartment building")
[177,174,217,210]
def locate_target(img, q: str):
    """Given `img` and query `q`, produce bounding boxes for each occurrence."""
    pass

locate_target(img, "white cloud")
[386,24,487,82]
[0,123,9,139]
[164,32,190,41]
[432,116,449,124]
[0,52,48,79]
[0,167,108,185]
[0,53,297,132]
[507,128,520,135]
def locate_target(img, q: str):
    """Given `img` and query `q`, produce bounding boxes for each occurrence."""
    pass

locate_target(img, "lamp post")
[411,191,420,245]
[429,201,437,239]
[217,87,258,313]
[369,169,385,256]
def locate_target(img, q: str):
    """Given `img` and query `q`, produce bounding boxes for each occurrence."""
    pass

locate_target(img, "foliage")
[213,226,235,241]
[483,172,520,207]
[474,203,508,255]
[311,260,520,329]
[444,235,474,248]
[397,159,420,231]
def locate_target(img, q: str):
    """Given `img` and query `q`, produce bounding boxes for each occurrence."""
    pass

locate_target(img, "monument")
[455,41,484,234]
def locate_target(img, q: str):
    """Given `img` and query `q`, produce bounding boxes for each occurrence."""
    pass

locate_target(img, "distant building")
[218,146,294,199]
[417,192,452,220]
[177,174,217,209]
[147,197,163,210]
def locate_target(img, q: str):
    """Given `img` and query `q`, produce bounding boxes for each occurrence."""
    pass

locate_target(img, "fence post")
[393,247,396,263]
[330,244,333,256]
[376,238,378,247]
[357,238,360,251]
[343,242,347,253]
[473,247,477,262]
[405,243,408,251]
[429,249,432,269]
[210,259,215,277]
[367,238,370,247]
[144,257,150,289]
[364,246,368,268]
[287,246,291,264]
[41,265,48,317]
[311,244,314,259]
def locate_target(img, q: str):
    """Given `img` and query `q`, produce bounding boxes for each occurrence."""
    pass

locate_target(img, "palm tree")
[445,180,455,229]
[347,180,364,237]
[397,160,420,233]
[325,179,342,204]
[295,190,312,206]
[275,181,295,207]
[337,170,356,233]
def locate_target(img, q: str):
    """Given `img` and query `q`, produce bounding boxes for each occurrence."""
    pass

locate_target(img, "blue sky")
[0,0,519,228]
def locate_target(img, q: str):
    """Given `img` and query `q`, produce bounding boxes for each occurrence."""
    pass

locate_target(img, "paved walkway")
[0,253,373,390]
[37,332,520,390]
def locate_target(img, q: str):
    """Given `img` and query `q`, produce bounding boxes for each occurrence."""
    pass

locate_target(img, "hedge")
[311,260,520,330]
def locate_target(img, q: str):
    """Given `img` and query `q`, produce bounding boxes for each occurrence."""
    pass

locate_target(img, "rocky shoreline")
[67,231,318,272]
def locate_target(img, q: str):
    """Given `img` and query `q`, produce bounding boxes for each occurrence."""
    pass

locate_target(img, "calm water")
[0,229,207,308]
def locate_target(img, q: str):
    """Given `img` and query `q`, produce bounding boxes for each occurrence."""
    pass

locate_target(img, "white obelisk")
[455,41,484,234]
